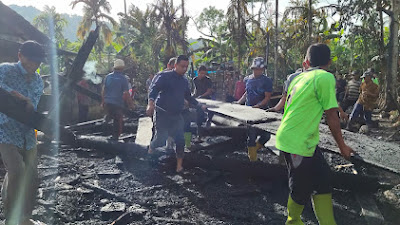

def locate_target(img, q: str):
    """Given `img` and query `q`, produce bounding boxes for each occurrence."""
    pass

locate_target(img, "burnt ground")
[0,115,399,224]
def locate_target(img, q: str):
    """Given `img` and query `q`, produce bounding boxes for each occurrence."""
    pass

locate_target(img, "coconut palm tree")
[33,5,68,45]
[153,0,188,65]
[226,0,250,71]
[70,0,117,45]
[118,4,164,71]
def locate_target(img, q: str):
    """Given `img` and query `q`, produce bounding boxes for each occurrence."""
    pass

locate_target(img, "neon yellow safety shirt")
[276,69,338,157]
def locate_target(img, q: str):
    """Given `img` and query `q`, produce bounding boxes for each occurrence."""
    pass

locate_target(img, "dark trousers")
[247,127,270,147]
[350,103,372,125]
[78,104,89,122]
[340,98,357,112]
[283,148,332,205]
[150,109,185,158]
[105,103,124,138]
[196,107,214,128]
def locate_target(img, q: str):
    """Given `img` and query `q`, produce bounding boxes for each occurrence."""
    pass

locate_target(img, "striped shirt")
[346,79,361,101]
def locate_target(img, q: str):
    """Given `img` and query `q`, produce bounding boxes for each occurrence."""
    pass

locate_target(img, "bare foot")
[148,147,153,154]
[176,158,183,172]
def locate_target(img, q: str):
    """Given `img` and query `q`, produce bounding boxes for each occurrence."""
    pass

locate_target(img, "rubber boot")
[312,193,337,225]
[184,132,192,148]
[286,195,305,225]
[247,146,258,161]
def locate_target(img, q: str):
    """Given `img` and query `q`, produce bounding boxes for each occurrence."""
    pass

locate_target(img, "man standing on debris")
[147,55,205,172]
[102,59,134,140]
[276,43,354,225]
[236,57,273,161]
[0,41,45,225]
[347,70,379,130]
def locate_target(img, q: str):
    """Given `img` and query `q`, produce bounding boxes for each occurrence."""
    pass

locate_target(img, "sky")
[1,0,335,38]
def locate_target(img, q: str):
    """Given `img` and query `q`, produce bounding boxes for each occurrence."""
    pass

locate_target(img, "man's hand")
[146,102,155,116]
[10,91,34,112]
[339,144,355,160]
[339,111,349,122]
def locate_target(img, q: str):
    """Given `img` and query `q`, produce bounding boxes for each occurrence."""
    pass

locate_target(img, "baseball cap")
[250,57,265,69]
[114,59,125,69]
[19,41,45,63]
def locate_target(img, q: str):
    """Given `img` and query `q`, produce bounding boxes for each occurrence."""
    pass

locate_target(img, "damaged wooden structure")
[198,99,400,175]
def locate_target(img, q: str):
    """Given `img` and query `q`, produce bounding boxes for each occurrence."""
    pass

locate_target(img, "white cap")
[114,59,125,69]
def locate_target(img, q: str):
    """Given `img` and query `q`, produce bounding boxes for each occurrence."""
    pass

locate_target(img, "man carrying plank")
[0,41,46,225]
[276,43,354,225]
[236,57,273,161]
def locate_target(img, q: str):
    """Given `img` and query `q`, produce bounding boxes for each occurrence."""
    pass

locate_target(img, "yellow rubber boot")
[247,146,258,161]
[184,132,192,148]
[312,193,337,225]
[286,195,305,225]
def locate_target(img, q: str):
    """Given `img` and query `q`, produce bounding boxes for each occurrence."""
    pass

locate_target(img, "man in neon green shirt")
[276,43,354,225]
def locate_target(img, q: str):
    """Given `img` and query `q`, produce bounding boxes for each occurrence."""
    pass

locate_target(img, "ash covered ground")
[0,116,399,225]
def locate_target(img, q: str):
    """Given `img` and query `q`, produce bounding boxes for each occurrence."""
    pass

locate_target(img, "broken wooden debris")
[82,182,131,203]
[197,126,247,140]
[72,133,383,192]
[199,99,400,174]
[352,164,385,225]
[0,86,76,143]
[189,136,240,152]
[135,117,153,146]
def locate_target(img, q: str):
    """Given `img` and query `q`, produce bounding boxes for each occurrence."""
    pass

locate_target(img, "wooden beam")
[0,87,75,143]
[199,99,400,174]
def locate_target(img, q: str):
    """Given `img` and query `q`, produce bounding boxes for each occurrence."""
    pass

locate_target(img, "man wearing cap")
[102,59,134,140]
[236,57,273,161]
[341,71,361,112]
[0,41,45,225]
[347,70,379,130]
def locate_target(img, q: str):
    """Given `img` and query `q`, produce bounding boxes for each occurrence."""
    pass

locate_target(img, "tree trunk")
[265,30,270,68]
[385,0,400,111]
[181,0,188,54]
[308,0,313,45]
[237,0,242,72]
[274,0,278,87]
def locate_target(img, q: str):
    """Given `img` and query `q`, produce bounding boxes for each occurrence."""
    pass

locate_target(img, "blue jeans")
[350,103,372,125]
[150,109,185,158]
[196,107,214,128]
[247,127,271,147]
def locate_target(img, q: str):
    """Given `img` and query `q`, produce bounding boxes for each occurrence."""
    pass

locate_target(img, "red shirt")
[234,80,246,100]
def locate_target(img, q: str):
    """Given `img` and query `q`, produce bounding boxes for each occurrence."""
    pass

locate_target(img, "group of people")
[335,69,380,130]
[0,40,362,225]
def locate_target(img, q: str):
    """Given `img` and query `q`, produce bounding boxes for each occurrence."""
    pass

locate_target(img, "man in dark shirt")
[102,59,134,140]
[193,66,213,129]
[193,65,213,99]
[147,55,203,172]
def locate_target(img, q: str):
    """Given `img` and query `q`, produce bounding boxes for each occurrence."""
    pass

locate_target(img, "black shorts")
[283,148,332,205]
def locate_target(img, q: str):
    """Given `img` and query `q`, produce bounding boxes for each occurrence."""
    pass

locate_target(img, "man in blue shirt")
[147,55,202,172]
[102,59,134,140]
[237,57,273,161]
[0,41,45,225]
